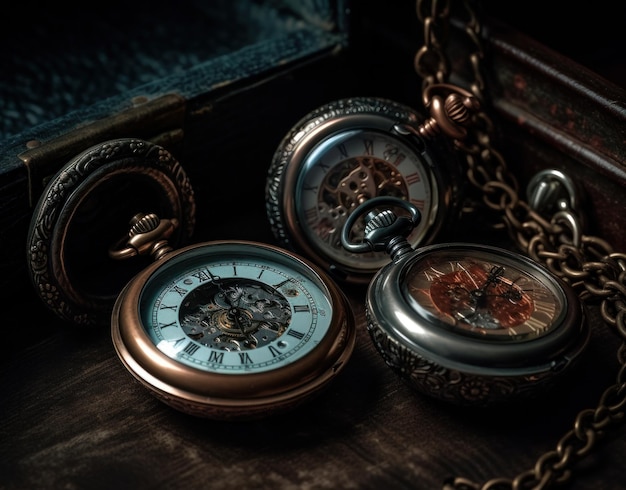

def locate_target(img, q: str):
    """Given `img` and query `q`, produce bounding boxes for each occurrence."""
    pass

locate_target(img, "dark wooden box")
[2,1,626,489]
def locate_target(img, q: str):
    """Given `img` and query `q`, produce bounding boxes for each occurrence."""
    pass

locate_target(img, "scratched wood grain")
[2,278,625,490]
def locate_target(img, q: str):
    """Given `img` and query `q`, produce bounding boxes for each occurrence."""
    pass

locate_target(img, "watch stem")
[109,212,179,261]
[386,236,413,260]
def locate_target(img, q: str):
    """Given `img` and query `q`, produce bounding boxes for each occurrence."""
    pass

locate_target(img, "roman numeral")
[183,342,200,356]
[525,316,549,333]
[172,285,187,296]
[287,329,305,340]
[208,351,224,363]
[391,153,406,166]
[160,304,177,311]
[304,206,318,224]
[159,320,177,329]
[191,269,211,282]
[363,139,374,156]
[534,299,556,317]
[405,172,421,185]
[293,305,310,313]
[423,266,447,282]
[410,198,425,210]
[238,352,252,364]
[268,345,281,358]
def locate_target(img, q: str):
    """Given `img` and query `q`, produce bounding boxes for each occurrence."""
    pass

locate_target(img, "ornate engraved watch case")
[265,97,465,284]
[27,138,196,327]
[27,138,356,420]
[342,197,590,406]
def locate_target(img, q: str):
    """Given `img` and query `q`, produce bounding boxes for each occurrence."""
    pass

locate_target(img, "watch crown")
[419,83,481,141]
[362,206,417,259]
[109,212,179,261]
[364,209,396,236]
[129,213,161,236]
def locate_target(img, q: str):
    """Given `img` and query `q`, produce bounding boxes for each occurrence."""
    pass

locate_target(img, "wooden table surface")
[2,208,626,490]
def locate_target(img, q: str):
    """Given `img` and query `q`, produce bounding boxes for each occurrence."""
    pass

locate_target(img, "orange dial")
[404,250,561,340]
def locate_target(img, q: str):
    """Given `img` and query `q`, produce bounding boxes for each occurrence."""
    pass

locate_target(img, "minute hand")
[211,271,255,334]
[468,265,505,306]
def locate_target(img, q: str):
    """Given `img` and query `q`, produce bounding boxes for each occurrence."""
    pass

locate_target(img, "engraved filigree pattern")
[365,307,557,406]
[143,380,324,421]
[27,138,195,326]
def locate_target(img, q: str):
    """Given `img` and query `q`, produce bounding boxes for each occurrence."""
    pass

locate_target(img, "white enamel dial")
[142,252,333,373]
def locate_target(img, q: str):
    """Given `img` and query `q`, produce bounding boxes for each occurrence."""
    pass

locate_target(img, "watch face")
[141,244,334,373]
[112,241,355,419]
[295,128,435,271]
[266,97,459,284]
[403,247,564,341]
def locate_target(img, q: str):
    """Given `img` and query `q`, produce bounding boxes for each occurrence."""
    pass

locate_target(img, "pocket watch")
[110,222,355,420]
[27,138,356,420]
[341,196,590,406]
[265,96,467,284]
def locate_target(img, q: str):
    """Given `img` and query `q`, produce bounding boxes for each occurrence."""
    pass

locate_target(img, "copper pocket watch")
[27,138,355,420]
[341,196,590,406]
[265,96,469,285]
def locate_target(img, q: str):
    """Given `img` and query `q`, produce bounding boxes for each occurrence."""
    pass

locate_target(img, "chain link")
[415,1,626,488]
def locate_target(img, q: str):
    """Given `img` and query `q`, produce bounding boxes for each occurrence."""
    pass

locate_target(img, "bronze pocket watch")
[265,96,467,284]
[27,138,356,420]
[341,196,590,406]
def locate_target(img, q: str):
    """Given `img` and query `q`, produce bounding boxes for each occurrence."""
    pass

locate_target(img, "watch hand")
[229,306,246,333]
[207,270,253,340]
[208,270,247,310]
[207,270,233,306]
[467,265,505,306]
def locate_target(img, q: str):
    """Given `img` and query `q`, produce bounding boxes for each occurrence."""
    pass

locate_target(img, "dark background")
[2,1,625,489]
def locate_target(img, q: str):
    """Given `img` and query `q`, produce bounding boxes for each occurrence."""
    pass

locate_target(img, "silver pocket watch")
[341,196,589,405]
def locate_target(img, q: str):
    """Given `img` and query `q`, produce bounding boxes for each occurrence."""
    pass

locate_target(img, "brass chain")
[415,1,626,489]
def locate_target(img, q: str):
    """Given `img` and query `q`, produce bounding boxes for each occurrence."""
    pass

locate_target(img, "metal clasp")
[526,169,584,247]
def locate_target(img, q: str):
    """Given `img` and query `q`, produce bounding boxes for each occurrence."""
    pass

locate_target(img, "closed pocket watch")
[341,196,590,406]
[27,138,356,420]
[265,96,466,284]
